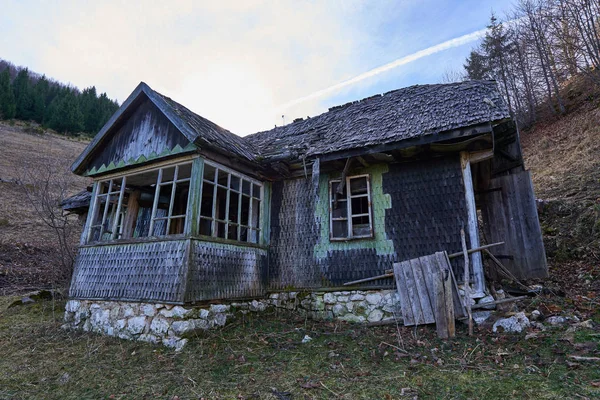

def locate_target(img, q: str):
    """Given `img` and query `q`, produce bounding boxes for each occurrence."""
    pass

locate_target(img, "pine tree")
[48,88,84,134]
[79,86,100,134]
[32,75,50,123]
[0,67,16,119]
[464,50,490,80]
[12,68,35,120]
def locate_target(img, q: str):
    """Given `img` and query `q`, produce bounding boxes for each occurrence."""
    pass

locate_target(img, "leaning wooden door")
[481,170,548,280]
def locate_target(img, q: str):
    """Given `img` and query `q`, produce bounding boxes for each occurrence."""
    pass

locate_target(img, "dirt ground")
[0,121,90,294]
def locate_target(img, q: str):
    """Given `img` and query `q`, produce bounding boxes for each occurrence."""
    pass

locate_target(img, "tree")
[47,88,84,134]
[32,75,50,124]
[12,68,35,120]
[0,67,16,119]
[464,50,490,80]
[79,86,100,134]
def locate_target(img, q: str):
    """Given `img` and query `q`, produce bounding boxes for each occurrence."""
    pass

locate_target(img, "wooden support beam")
[460,151,485,297]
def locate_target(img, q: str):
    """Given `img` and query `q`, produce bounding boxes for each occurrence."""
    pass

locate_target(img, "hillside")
[0,122,89,294]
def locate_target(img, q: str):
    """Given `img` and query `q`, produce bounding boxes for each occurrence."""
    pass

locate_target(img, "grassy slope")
[0,301,598,399]
[0,121,90,294]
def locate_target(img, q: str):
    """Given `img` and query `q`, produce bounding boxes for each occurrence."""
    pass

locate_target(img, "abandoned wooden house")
[63,81,547,347]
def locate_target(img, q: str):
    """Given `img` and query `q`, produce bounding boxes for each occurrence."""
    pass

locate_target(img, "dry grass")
[0,299,599,399]
[0,122,90,294]
[521,80,600,202]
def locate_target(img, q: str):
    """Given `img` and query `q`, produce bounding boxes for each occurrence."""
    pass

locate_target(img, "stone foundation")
[63,289,401,349]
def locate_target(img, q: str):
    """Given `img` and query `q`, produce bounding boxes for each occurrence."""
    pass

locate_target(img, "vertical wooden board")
[393,261,415,326]
[401,259,425,325]
[432,268,449,339]
[441,252,467,319]
[409,257,435,324]
[483,171,548,280]
[442,264,456,337]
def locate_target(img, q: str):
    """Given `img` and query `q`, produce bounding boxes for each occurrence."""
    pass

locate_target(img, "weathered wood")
[446,242,504,259]
[439,252,456,336]
[471,295,528,310]
[460,152,485,297]
[410,258,435,324]
[433,267,449,339]
[461,229,473,336]
[122,190,141,239]
[481,170,548,279]
[393,261,414,326]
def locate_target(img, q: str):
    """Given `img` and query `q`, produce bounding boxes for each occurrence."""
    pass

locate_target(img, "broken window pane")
[332,220,348,238]
[203,163,216,182]
[349,177,368,195]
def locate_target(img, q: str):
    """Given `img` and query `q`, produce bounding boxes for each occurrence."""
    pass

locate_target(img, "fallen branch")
[471,295,529,310]
[568,355,600,362]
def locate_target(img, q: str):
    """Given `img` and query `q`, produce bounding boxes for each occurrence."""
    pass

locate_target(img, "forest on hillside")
[0,59,119,135]
[461,0,600,128]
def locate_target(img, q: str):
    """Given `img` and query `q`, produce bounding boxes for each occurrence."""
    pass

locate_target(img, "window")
[86,161,192,243]
[199,161,262,244]
[329,175,373,240]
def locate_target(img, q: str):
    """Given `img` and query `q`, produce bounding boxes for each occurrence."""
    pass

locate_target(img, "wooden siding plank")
[409,257,435,324]
[393,261,415,326]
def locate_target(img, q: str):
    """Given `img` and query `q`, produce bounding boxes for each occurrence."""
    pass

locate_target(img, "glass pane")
[351,196,369,216]
[98,182,109,195]
[199,217,212,236]
[229,192,239,223]
[250,198,260,228]
[252,183,261,199]
[332,220,348,238]
[89,226,101,242]
[133,207,152,237]
[172,182,190,217]
[240,226,248,242]
[349,177,368,195]
[203,163,216,182]
[330,181,346,199]
[216,187,227,220]
[352,216,371,237]
[240,195,250,225]
[161,166,176,183]
[200,182,214,217]
[169,217,185,235]
[217,170,228,187]
[248,228,259,244]
[216,222,226,239]
[177,163,192,180]
[242,180,251,195]
[332,200,347,218]
[230,175,240,192]
[153,209,168,236]
[227,224,238,241]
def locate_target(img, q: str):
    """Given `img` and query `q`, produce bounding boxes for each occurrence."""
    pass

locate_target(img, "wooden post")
[122,190,141,239]
[460,152,485,297]
[461,229,473,336]
[80,181,99,245]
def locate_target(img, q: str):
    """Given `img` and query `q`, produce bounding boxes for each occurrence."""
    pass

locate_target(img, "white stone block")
[323,293,336,304]
[349,294,365,301]
[346,302,354,313]
[127,316,147,335]
[150,317,170,335]
[199,309,210,319]
[213,313,227,326]
[115,319,127,331]
[65,300,80,313]
[337,296,349,302]
[332,304,347,316]
[366,293,383,305]
[141,304,157,317]
[477,295,496,310]
[367,309,384,322]
[210,304,230,314]
[493,312,530,333]
[171,320,193,335]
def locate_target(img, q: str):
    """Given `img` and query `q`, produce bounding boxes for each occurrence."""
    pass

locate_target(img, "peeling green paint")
[85,142,198,176]
[313,163,395,259]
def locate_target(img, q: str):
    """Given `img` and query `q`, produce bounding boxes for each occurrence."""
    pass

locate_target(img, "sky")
[0,0,516,136]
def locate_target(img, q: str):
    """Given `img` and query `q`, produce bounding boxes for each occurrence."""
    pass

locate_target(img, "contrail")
[277,26,490,111]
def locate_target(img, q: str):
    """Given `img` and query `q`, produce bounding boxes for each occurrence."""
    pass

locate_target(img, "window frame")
[197,160,264,245]
[85,160,193,244]
[329,174,374,241]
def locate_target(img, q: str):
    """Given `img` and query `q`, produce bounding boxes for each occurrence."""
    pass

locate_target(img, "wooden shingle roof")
[245,81,510,162]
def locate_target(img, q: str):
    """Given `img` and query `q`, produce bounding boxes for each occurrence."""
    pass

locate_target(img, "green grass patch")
[0,300,599,399]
